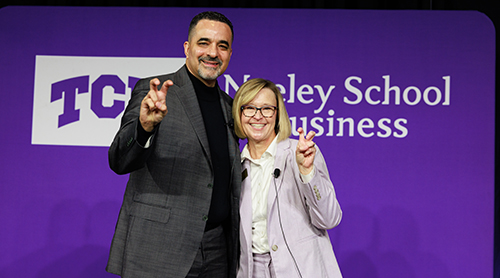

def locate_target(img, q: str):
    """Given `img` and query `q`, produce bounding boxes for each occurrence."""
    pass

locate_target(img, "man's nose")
[207,43,217,57]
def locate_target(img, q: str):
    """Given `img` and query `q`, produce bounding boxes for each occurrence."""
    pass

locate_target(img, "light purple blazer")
[238,138,343,278]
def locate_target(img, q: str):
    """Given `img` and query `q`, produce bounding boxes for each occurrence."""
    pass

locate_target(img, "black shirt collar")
[186,68,219,101]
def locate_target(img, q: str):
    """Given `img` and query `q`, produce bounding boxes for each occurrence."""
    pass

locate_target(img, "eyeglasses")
[241,105,277,118]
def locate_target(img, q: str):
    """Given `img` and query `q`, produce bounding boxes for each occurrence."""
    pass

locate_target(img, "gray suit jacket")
[107,65,241,278]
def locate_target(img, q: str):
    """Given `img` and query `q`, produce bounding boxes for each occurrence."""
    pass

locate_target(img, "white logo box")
[32,55,185,147]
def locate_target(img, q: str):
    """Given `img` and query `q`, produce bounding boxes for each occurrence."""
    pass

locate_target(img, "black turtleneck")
[187,70,231,230]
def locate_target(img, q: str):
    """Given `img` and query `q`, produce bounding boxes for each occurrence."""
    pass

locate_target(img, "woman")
[233,78,343,278]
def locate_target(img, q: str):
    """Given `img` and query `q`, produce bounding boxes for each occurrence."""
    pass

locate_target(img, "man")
[106,11,241,278]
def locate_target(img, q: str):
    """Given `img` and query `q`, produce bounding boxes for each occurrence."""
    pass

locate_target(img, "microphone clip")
[273,168,281,178]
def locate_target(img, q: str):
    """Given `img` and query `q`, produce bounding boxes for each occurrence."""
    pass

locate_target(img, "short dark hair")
[188,11,234,42]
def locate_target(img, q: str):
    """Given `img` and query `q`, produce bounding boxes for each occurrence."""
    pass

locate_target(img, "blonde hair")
[232,78,291,142]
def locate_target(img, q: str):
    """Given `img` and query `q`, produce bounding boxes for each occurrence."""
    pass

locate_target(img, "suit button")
[202,215,208,221]
[271,245,278,251]
[207,183,213,189]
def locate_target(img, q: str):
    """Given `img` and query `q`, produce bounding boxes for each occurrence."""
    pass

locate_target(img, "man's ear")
[183,41,189,58]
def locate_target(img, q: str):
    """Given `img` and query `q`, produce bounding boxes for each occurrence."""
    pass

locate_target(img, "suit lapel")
[240,160,253,251]
[218,89,236,165]
[173,66,212,166]
[268,138,291,213]
[218,89,242,200]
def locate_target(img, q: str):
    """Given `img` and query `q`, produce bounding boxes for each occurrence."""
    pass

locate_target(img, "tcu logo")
[51,75,139,127]
[32,55,185,146]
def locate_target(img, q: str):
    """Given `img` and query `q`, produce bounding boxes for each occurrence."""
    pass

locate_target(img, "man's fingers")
[160,80,173,93]
[146,79,160,104]
[155,80,172,111]
[157,80,173,103]
[149,78,160,92]
[143,98,156,110]
[145,79,173,112]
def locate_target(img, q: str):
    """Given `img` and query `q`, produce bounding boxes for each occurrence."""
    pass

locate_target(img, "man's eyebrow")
[197,37,210,43]
[197,37,230,47]
[219,40,230,47]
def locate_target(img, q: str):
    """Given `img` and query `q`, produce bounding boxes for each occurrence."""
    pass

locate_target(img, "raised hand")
[296,127,317,175]
[140,78,173,132]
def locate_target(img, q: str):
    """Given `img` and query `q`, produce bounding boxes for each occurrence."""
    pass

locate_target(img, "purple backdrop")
[0,6,495,278]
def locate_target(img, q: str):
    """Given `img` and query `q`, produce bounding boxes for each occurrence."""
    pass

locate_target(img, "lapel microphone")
[273,168,281,178]
[225,121,234,128]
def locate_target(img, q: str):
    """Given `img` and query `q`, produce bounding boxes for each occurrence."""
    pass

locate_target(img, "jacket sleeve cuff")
[299,166,315,183]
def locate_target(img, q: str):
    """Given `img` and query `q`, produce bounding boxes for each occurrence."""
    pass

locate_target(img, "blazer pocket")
[123,202,172,273]
[130,202,171,223]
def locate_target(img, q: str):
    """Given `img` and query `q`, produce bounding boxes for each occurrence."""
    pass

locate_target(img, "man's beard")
[198,56,222,81]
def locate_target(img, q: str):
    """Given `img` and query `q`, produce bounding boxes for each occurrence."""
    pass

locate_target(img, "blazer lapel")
[267,138,291,212]
[240,160,253,251]
[218,89,237,170]
[173,66,212,166]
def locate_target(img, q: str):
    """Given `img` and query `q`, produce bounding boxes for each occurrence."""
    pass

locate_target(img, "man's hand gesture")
[140,78,173,132]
